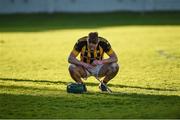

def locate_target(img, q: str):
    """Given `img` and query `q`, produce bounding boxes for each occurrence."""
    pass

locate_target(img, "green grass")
[0,12,180,119]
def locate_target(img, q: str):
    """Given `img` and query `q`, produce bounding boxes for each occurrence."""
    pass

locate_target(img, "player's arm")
[102,49,118,64]
[92,49,118,65]
[68,40,93,69]
[68,50,81,66]
[101,39,118,64]
[93,40,118,65]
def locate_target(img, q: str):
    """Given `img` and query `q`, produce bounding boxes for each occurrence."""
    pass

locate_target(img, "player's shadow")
[0,12,180,32]
[0,77,177,92]
[86,82,178,92]
[0,77,68,85]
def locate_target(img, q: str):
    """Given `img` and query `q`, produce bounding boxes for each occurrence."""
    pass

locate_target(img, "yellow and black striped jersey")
[72,36,114,64]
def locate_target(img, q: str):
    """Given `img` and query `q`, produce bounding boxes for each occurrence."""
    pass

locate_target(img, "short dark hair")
[88,32,98,44]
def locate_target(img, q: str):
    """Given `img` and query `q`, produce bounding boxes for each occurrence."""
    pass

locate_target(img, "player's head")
[88,32,98,44]
[88,32,99,50]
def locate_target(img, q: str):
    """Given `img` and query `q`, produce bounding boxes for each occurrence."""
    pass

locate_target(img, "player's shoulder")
[75,36,87,47]
[98,36,109,44]
[77,36,88,43]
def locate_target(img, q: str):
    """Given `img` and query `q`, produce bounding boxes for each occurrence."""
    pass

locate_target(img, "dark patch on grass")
[157,50,180,60]
[0,40,5,44]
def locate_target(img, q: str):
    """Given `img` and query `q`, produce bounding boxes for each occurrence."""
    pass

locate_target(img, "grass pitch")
[0,12,180,118]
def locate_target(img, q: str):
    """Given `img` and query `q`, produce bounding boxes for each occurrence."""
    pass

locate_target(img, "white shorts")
[69,64,103,80]
[69,63,119,80]
[85,64,104,79]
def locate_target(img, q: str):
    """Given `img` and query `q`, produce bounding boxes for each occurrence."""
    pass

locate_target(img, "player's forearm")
[68,56,83,66]
[102,56,118,64]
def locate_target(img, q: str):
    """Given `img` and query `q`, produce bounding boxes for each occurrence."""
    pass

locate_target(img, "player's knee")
[110,63,119,73]
[68,64,77,74]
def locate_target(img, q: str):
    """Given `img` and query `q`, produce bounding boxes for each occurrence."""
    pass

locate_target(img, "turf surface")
[0,12,180,118]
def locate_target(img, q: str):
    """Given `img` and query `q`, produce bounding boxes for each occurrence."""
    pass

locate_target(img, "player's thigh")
[98,64,109,77]
[69,64,87,77]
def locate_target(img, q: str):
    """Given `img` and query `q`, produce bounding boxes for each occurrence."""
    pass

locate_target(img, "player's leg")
[97,63,119,91]
[68,64,87,83]
[98,62,119,84]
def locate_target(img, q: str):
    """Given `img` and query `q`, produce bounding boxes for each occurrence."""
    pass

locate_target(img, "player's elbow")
[68,56,72,64]
[112,54,118,62]
[114,56,118,63]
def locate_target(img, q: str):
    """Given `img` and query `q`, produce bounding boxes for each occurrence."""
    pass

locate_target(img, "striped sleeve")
[99,38,113,55]
[72,38,86,56]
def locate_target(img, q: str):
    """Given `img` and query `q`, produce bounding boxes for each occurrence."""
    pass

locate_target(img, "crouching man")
[68,32,119,92]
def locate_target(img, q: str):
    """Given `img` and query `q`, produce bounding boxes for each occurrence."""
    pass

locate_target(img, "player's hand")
[92,60,103,66]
